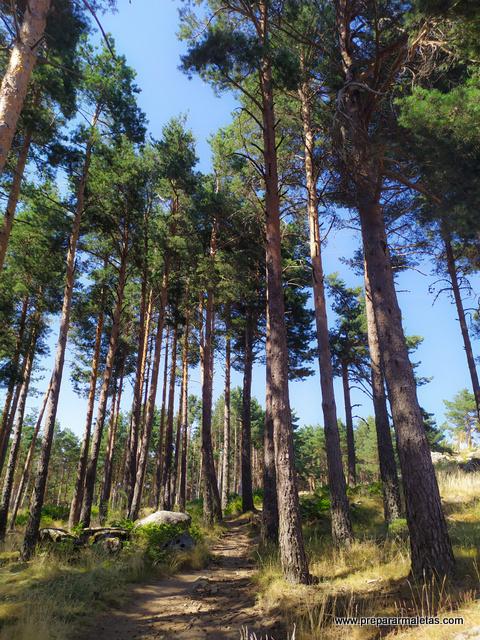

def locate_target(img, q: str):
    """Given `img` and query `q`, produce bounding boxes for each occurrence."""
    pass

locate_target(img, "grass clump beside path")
[254,472,480,640]
[0,507,214,640]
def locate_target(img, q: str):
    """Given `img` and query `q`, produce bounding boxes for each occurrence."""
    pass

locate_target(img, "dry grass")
[255,476,480,640]
[0,521,213,640]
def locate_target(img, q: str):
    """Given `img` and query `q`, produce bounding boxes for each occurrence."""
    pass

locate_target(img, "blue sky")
[16,0,480,439]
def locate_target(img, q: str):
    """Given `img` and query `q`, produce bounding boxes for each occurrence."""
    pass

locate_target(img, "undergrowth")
[255,476,480,640]
[0,507,213,640]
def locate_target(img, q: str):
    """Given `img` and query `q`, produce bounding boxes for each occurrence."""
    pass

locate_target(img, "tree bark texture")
[221,324,231,512]
[335,0,454,579]
[0,0,51,177]
[160,325,178,512]
[153,324,169,510]
[364,267,402,523]
[261,333,279,544]
[201,222,222,524]
[179,312,190,512]
[341,360,357,486]
[258,30,309,582]
[99,348,126,522]
[171,359,184,507]
[361,192,454,578]
[241,314,255,513]
[124,280,152,510]
[298,76,353,546]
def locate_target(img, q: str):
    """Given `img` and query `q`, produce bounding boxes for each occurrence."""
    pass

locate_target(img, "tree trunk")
[0,375,23,481]
[153,325,170,510]
[221,319,231,512]
[0,89,41,272]
[360,189,454,579]
[201,222,222,524]
[178,312,190,512]
[160,324,177,512]
[171,373,183,507]
[80,230,129,528]
[257,38,309,582]
[68,280,106,528]
[364,267,402,523]
[124,279,152,510]
[0,294,29,474]
[233,416,239,494]
[9,378,51,531]
[20,110,98,558]
[241,314,255,513]
[334,0,454,579]
[129,266,169,521]
[0,0,51,177]
[261,332,279,543]
[0,303,40,540]
[99,344,127,522]
[341,360,356,486]
[442,227,480,419]
[298,74,353,546]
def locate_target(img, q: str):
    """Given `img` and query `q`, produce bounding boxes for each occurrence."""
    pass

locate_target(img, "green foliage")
[40,504,70,523]
[293,424,328,490]
[14,513,29,527]
[387,518,409,539]
[108,517,136,532]
[443,388,480,448]
[134,522,187,564]
[367,481,384,495]
[299,489,331,523]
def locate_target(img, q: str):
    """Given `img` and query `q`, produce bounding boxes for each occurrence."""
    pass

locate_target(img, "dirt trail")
[77,519,281,640]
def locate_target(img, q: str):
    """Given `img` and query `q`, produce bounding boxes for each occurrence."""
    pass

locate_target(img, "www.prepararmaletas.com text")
[335,616,464,627]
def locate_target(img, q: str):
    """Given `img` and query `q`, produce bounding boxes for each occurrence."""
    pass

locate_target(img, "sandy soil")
[76,519,283,640]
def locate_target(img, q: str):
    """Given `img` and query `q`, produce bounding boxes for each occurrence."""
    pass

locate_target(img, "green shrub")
[41,504,70,522]
[299,491,330,522]
[108,517,136,532]
[134,523,188,564]
[367,480,383,495]
[15,513,28,526]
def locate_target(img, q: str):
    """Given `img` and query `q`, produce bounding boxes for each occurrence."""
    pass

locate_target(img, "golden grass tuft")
[255,476,480,640]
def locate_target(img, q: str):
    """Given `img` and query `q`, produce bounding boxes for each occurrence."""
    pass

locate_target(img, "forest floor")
[76,515,283,640]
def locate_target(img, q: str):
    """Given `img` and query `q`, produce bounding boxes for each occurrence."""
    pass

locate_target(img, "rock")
[99,537,123,555]
[454,626,480,640]
[80,527,130,544]
[191,578,209,591]
[442,495,466,504]
[163,531,196,552]
[431,452,451,465]
[39,528,79,545]
[133,510,191,530]
[461,458,480,473]
[465,450,480,459]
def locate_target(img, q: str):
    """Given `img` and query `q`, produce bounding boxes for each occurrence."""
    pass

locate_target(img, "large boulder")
[163,531,196,552]
[461,458,480,473]
[133,510,191,531]
[431,451,451,465]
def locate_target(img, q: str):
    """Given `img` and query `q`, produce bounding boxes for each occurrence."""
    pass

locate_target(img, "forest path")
[77,517,280,640]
